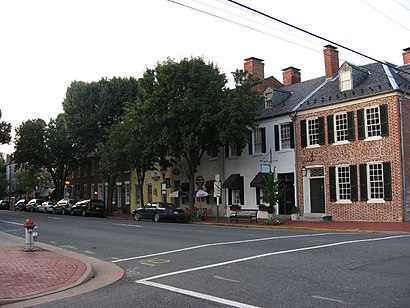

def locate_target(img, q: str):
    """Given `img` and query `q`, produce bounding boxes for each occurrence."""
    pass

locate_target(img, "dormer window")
[265,99,273,108]
[340,71,352,91]
[264,88,273,109]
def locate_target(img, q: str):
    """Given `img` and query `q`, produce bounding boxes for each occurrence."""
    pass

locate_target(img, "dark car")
[26,199,44,212]
[0,200,10,210]
[54,199,77,215]
[14,199,27,211]
[71,199,105,217]
[133,202,185,222]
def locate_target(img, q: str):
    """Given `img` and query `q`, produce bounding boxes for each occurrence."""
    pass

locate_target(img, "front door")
[310,178,325,213]
[278,173,295,214]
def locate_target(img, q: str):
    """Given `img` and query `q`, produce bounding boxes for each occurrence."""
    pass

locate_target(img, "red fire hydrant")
[23,217,38,251]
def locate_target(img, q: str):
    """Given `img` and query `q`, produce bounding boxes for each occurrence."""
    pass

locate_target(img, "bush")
[185,209,205,223]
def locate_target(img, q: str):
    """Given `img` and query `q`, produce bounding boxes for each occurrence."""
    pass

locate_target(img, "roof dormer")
[338,62,370,92]
[263,87,292,109]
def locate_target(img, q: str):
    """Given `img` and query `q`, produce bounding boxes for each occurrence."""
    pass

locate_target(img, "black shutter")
[318,116,325,145]
[383,162,392,201]
[225,145,229,158]
[327,115,334,144]
[359,164,368,201]
[228,188,232,204]
[261,127,266,153]
[240,178,245,205]
[329,166,336,202]
[347,111,355,141]
[357,109,365,140]
[274,125,280,151]
[248,130,253,155]
[301,120,307,148]
[350,164,358,201]
[236,146,242,156]
[256,187,261,205]
[290,123,295,149]
[380,104,389,137]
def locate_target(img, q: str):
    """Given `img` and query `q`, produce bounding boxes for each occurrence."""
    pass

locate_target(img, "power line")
[225,0,410,76]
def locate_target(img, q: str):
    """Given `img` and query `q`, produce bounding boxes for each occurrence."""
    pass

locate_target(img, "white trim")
[382,64,398,90]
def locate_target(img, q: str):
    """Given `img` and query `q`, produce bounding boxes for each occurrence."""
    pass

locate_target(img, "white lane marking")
[138,280,260,308]
[59,245,78,250]
[214,275,240,283]
[113,233,330,263]
[115,223,143,228]
[48,217,62,220]
[311,295,346,304]
[84,250,95,254]
[0,219,22,226]
[137,234,409,282]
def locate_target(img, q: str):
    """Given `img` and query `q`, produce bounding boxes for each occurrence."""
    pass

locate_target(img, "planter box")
[291,213,300,221]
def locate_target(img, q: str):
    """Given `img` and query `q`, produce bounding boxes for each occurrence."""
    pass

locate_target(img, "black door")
[278,173,295,214]
[310,178,325,213]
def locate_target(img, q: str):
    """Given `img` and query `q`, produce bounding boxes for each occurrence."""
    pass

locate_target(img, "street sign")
[213,181,221,197]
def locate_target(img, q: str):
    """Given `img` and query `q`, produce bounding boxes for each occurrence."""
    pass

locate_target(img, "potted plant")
[290,205,300,221]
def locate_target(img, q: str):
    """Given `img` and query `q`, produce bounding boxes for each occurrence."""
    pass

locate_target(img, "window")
[249,127,266,154]
[340,71,352,91]
[307,118,319,146]
[233,190,241,204]
[337,166,351,200]
[335,113,348,142]
[147,183,152,203]
[135,184,140,206]
[265,99,273,109]
[91,159,95,176]
[280,123,291,149]
[359,162,392,201]
[125,181,130,205]
[358,105,388,140]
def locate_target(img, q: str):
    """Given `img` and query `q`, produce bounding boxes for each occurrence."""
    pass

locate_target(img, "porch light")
[301,166,307,177]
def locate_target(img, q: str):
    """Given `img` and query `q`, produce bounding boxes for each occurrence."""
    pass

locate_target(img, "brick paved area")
[0,247,87,300]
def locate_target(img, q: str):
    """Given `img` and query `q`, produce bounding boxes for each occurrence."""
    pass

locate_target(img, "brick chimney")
[324,45,339,79]
[403,47,410,65]
[244,57,264,80]
[282,66,301,86]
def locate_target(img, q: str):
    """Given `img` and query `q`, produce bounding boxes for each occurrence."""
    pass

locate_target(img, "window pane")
[368,163,384,199]
[337,166,350,200]
[335,113,348,142]
[307,118,319,145]
[366,107,381,138]
[254,128,263,153]
[280,123,291,149]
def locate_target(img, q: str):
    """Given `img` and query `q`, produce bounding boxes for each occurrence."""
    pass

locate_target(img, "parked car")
[37,201,55,213]
[0,200,10,210]
[71,199,105,217]
[132,202,185,222]
[14,199,27,211]
[26,199,44,212]
[53,199,77,215]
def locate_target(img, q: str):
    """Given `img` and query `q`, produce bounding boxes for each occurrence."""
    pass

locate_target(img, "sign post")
[214,174,222,223]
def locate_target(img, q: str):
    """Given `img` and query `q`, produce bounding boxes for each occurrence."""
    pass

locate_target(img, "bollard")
[23,217,37,251]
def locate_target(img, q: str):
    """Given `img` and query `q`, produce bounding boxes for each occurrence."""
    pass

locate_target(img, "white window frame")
[125,181,130,205]
[365,106,382,139]
[340,71,352,91]
[265,99,273,109]
[135,183,140,206]
[307,118,319,147]
[336,165,351,203]
[233,189,241,204]
[367,162,384,201]
[334,112,349,144]
[254,128,263,153]
[280,123,291,150]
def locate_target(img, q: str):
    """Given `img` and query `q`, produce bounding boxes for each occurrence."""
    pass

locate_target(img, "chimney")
[244,57,264,80]
[403,47,410,65]
[324,45,339,79]
[282,66,301,86]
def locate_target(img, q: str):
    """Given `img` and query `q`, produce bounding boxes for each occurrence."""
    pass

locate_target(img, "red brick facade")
[296,94,406,222]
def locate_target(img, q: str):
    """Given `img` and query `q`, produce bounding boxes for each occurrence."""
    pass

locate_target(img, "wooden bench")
[230,209,258,223]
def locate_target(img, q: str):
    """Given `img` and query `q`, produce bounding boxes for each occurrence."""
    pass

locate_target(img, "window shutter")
[359,164,368,201]
[290,123,295,149]
[347,111,355,141]
[380,104,389,137]
[236,146,242,156]
[350,165,358,201]
[301,120,307,148]
[228,188,232,204]
[261,127,266,153]
[329,166,336,202]
[248,130,253,155]
[327,115,334,144]
[256,187,261,205]
[318,116,325,145]
[383,162,392,201]
[225,145,229,158]
[357,109,365,140]
[274,125,280,151]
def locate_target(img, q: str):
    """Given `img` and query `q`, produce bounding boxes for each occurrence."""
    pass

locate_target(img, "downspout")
[399,94,408,222]
[290,112,299,210]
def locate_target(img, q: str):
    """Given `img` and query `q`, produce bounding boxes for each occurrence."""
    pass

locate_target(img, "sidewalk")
[1,215,408,306]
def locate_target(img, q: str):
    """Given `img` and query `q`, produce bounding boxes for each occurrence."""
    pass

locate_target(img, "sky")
[1,0,409,154]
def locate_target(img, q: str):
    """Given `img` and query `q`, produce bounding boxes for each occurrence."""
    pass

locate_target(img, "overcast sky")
[1,0,409,154]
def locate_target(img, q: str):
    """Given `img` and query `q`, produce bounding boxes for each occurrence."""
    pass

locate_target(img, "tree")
[14,164,43,197]
[0,156,7,196]
[137,57,260,210]
[0,110,11,144]
[261,171,286,222]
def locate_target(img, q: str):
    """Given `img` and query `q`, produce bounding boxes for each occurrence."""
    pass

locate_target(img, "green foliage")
[14,164,46,196]
[185,209,205,223]
[0,157,7,195]
[0,110,11,145]
[264,218,284,225]
[260,171,286,216]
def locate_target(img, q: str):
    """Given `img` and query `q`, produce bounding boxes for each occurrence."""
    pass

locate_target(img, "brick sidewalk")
[0,246,87,302]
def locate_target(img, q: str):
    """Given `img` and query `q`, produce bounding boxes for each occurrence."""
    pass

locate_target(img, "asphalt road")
[1,210,409,308]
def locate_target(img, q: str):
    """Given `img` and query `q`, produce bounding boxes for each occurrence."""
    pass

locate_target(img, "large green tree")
[0,110,11,144]
[138,57,260,209]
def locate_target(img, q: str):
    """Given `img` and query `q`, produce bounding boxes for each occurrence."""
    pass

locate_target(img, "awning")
[223,174,243,190]
[250,172,266,188]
